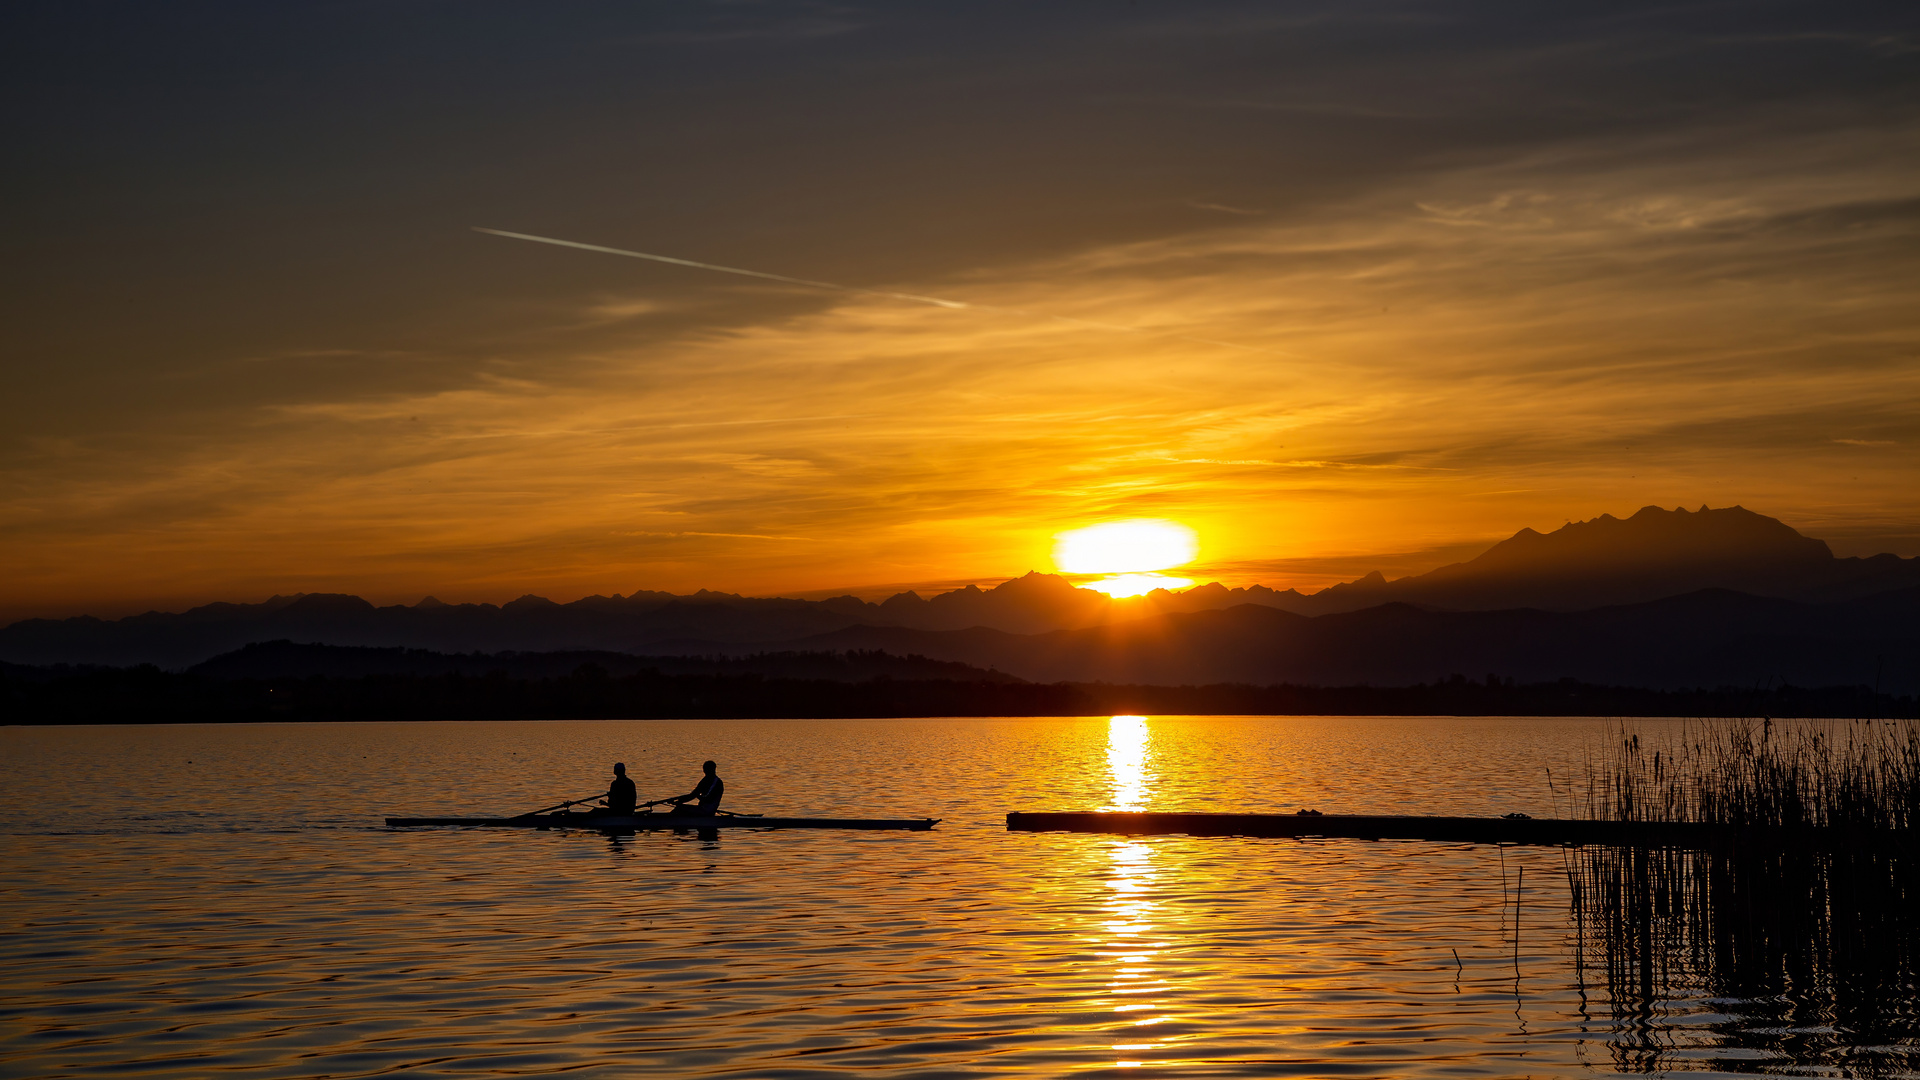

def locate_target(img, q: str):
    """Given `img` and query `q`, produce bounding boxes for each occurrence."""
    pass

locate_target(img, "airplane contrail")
[474,227,970,309]
[474,226,1267,353]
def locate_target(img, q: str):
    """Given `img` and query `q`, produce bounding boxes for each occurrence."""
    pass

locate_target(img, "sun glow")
[1090,573,1194,598]
[1054,520,1198,597]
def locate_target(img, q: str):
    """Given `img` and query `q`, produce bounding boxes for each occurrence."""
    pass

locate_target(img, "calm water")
[0,716,1911,1078]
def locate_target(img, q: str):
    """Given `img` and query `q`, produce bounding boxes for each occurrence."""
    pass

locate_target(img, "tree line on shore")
[3,661,1911,723]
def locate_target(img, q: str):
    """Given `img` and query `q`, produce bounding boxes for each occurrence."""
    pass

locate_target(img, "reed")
[1569,717,1920,1072]
[1582,716,1920,831]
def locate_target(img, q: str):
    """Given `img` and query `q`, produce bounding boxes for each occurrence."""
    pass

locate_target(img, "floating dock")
[1006,811,1906,849]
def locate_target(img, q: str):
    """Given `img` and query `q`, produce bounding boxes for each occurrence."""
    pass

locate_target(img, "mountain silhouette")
[2,505,1915,679]
[874,571,1302,632]
[0,572,1296,667]
[0,590,876,668]
[184,640,1021,683]
[653,587,1920,694]
[1292,505,1920,613]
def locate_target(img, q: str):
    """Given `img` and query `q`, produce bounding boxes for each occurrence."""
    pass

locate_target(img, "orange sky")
[4,4,1916,621]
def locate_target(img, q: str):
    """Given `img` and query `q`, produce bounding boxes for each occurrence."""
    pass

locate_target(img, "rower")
[597,762,637,816]
[668,760,724,816]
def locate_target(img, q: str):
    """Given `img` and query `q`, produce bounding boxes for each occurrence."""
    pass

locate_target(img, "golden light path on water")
[1103,715,1169,1068]
[1106,714,1152,811]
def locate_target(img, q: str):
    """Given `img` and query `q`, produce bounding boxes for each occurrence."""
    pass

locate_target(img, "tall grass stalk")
[1583,717,1920,831]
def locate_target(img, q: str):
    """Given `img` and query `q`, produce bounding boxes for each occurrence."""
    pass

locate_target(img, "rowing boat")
[387,811,939,831]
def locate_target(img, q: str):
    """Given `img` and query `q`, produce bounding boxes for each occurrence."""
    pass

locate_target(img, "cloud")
[620,531,817,542]
[4,0,1917,617]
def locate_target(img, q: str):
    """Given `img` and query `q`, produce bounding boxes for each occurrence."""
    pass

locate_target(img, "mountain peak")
[1469,505,1832,575]
[1312,504,1878,612]
[989,572,1088,597]
[280,593,377,615]
[502,594,559,612]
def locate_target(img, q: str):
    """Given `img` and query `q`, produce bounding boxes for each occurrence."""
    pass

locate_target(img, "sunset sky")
[5,1,1917,621]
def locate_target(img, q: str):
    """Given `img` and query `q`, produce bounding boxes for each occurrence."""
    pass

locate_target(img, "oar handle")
[512,793,607,819]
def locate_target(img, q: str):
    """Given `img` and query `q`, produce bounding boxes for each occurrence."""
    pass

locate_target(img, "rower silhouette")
[596,762,637,817]
[669,760,724,816]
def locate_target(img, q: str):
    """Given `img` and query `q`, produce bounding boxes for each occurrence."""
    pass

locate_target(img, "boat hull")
[387,812,938,831]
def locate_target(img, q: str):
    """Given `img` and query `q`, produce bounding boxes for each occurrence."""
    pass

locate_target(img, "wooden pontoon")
[1006,811,1907,849]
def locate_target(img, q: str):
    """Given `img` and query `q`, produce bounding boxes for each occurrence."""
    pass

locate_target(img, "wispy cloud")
[5,1,1917,618]
[621,531,817,542]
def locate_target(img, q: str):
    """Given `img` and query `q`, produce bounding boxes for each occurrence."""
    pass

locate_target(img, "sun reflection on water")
[1098,717,1173,1067]
[1100,838,1171,1066]
[1106,714,1151,811]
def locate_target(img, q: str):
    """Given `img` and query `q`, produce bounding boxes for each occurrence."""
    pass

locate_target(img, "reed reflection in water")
[1572,840,1920,1074]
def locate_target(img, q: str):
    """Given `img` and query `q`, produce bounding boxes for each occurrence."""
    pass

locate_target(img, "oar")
[514,791,602,814]
[601,798,677,816]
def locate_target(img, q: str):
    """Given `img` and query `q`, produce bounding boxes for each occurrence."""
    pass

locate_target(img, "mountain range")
[177,640,1020,684]
[5,505,1917,692]
[1298,505,1920,613]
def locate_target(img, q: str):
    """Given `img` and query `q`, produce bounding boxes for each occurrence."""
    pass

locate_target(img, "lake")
[3,715,1913,1077]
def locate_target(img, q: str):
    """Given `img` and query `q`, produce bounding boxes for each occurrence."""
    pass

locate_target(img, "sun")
[1053,520,1199,597]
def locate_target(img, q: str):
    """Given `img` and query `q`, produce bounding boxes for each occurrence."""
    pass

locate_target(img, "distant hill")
[874,571,1312,630]
[0,590,880,669]
[0,571,1298,668]
[3,505,1915,677]
[6,658,1905,724]
[4,590,1914,698]
[650,587,1920,694]
[182,641,1022,683]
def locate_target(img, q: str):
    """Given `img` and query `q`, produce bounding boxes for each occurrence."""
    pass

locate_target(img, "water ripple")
[3,716,1913,1076]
